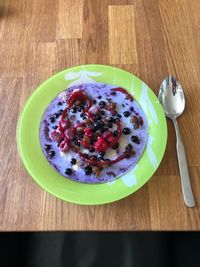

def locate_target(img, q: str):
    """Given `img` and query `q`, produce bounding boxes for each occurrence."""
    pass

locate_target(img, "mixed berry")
[43,86,145,179]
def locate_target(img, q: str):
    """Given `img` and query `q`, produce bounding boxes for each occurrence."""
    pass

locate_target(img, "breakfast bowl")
[17,64,167,205]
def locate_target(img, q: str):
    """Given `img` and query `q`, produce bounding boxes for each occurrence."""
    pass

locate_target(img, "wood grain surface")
[0,0,200,231]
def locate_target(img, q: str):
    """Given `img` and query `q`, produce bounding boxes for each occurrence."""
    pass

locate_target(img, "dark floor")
[0,232,200,267]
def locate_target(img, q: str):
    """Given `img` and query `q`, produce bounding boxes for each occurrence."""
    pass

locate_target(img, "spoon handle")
[172,119,195,207]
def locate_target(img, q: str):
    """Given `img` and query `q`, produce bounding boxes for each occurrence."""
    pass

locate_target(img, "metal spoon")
[158,76,195,207]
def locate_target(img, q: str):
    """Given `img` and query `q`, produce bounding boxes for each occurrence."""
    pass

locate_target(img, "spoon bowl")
[158,76,185,119]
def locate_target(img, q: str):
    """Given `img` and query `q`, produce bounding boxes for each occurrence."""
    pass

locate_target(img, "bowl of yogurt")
[17,64,167,204]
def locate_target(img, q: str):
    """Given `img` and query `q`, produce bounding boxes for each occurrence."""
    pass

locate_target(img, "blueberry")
[113,130,118,137]
[91,155,97,161]
[123,111,131,117]
[44,144,51,151]
[80,113,85,118]
[131,135,140,144]
[90,140,95,145]
[108,117,115,123]
[94,124,100,131]
[49,116,55,123]
[96,115,102,121]
[52,125,58,130]
[78,133,84,139]
[100,110,105,115]
[90,126,97,133]
[48,150,55,157]
[93,100,97,104]
[77,106,82,112]
[123,128,131,135]
[55,113,60,118]
[70,158,77,165]
[95,122,104,131]
[72,137,77,142]
[99,151,105,157]
[58,110,63,116]
[117,114,122,118]
[65,168,72,175]
[97,95,102,99]
[99,101,106,108]
[57,102,63,106]
[74,140,80,146]
[107,122,113,128]
[83,153,89,159]
[100,128,106,133]
[100,127,108,133]
[114,118,120,123]
[111,91,116,96]
[92,137,98,142]
[99,121,105,127]
[70,107,77,113]
[85,166,93,175]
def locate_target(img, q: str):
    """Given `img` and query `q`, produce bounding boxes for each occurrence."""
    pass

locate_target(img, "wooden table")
[0,0,200,231]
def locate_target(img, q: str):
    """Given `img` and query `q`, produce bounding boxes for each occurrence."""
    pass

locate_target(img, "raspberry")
[64,128,75,139]
[107,135,118,146]
[59,140,70,152]
[103,131,113,139]
[94,137,108,152]
[50,130,62,142]
[84,128,93,138]
[60,119,71,129]
[107,135,116,143]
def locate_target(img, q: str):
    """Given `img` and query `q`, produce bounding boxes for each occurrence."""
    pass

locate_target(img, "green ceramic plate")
[17,64,167,205]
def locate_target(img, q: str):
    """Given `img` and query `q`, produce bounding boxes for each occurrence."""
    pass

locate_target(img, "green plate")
[17,64,167,205]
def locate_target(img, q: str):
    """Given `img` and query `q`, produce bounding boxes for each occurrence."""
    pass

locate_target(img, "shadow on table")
[0,232,199,267]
